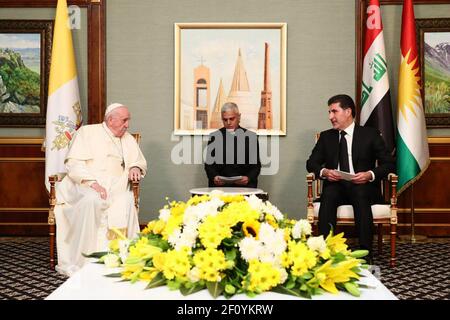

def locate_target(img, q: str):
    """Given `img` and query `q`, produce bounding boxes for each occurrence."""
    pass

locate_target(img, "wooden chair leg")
[390,223,396,268]
[50,224,56,270]
[377,223,383,255]
[313,222,319,236]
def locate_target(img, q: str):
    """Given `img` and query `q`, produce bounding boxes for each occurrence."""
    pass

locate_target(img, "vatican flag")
[396,0,430,194]
[45,0,82,191]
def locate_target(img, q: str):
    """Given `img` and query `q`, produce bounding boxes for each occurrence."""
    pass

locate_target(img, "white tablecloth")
[189,187,266,195]
[46,262,397,300]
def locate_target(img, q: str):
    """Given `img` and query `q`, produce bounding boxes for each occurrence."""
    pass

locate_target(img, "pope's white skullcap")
[105,103,126,116]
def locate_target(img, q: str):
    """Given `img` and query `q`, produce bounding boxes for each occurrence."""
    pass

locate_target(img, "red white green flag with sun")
[397,0,430,194]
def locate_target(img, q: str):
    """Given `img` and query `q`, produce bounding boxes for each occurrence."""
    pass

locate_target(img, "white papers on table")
[218,176,242,182]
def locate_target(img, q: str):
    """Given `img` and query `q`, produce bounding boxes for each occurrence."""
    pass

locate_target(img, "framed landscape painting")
[417,18,450,128]
[0,20,52,127]
[174,23,287,135]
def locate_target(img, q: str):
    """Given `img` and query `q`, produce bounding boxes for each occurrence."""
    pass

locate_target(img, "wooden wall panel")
[396,138,450,236]
[0,138,48,235]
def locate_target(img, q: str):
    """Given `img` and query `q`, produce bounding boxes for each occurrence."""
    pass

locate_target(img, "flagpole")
[410,184,427,243]
[410,184,416,242]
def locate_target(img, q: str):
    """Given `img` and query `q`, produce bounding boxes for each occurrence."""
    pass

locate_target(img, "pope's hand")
[91,182,107,200]
[129,167,142,182]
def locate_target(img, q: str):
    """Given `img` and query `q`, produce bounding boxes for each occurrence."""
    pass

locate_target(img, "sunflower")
[242,220,260,238]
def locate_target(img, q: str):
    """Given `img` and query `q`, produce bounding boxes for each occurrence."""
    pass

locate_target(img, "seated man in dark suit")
[306,94,395,261]
[205,102,261,188]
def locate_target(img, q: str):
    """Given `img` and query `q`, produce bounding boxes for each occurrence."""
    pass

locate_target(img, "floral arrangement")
[89,191,370,299]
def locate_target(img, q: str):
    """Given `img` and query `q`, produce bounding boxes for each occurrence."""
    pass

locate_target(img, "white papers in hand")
[335,170,356,181]
[218,176,242,182]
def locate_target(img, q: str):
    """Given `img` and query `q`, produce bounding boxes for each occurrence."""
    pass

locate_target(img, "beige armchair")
[306,172,398,267]
[47,133,142,270]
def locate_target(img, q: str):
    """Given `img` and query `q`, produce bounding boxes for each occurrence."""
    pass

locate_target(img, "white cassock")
[54,123,147,276]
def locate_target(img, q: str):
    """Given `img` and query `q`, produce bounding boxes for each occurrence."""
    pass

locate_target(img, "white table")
[46,262,397,300]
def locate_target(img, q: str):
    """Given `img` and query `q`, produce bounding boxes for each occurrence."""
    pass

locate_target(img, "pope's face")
[107,107,130,137]
[222,110,240,131]
[328,102,352,130]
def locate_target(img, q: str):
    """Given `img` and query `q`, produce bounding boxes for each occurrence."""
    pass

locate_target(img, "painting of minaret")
[258,42,273,130]
[210,78,226,129]
[227,49,258,129]
[193,62,210,129]
[176,24,286,135]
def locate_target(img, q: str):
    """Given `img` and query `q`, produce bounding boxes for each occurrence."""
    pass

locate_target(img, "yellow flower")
[326,232,349,255]
[287,242,317,277]
[138,268,159,282]
[243,260,281,293]
[193,248,227,282]
[152,252,165,271]
[242,220,260,238]
[220,194,245,203]
[198,215,232,249]
[265,214,278,228]
[308,259,360,294]
[128,237,162,260]
[152,220,166,234]
[108,239,120,252]
[283,228,292,242]
[187,194,211,206]
[156,249,191,280]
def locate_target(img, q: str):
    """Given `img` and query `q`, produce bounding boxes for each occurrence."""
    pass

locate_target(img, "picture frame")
[416,18,450,128]
[0,19,53,127]
[174,23,287,136]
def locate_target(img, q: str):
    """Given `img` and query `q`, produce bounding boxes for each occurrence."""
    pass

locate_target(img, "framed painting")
[174,23,287,135]
[417,18,450,128]
[0,20,53,127]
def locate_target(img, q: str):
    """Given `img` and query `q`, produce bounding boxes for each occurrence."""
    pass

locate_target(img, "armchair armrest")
[131,180,140,210]
[387,173,398,225]
[306,173,316,224]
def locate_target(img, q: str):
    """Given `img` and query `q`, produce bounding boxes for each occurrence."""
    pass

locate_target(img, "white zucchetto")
[105,103,125,116]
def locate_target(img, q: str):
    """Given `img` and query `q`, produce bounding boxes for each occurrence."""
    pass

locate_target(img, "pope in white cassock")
[54,103,147,276]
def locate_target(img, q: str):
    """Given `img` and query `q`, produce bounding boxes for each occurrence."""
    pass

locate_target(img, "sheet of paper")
[218,176,243,182]
[335,170,356,181]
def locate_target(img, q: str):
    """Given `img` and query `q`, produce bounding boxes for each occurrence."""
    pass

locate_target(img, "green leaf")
[206,281,224,298]
[285,278,296,289]
[82,251,109,258]
[272,285,305,298]
[350,250,368,258]
[332,252,346,262]
[167,280,181,290]
[225,248,237,261]
[180,283,205,296]
[344,282,361,297]
[145,272,166,289]
[104,272,122,278]
[301,272,313,280]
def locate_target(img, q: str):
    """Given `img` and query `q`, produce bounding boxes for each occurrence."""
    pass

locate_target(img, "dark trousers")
[318,181,376,253]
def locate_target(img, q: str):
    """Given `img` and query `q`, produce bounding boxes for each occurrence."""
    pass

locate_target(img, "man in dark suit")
[205,102,261,188]
[306,94,395,260]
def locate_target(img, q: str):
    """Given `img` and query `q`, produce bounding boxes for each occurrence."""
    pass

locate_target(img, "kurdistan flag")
[45,0,82,191]
[360,0,395,154]
[396,0,430,194]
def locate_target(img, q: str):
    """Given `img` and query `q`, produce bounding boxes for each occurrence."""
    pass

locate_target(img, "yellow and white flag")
[45,0,82,191]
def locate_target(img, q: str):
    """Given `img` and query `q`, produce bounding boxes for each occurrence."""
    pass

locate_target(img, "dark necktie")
[339,130,350,172]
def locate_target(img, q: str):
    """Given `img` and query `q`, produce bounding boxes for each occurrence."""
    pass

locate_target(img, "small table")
[189,187,268,200]
[46,262,397,300]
